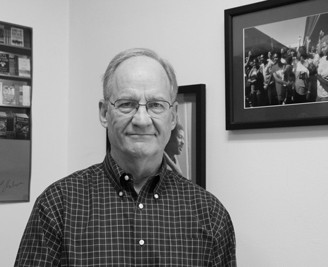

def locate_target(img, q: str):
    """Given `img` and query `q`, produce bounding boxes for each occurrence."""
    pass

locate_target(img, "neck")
[165,151,176,163]
[111,150,162,192]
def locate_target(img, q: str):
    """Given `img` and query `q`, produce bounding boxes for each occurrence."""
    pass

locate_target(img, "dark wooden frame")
[225,0,328,130]
[177,84,206,188]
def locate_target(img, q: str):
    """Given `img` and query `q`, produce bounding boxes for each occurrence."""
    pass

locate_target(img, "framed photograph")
[225,0,328,130]
[168,84,206,188]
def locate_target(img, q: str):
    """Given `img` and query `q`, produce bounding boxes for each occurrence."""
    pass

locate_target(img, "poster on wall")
[166,84,206,188]
[0,21,32,203]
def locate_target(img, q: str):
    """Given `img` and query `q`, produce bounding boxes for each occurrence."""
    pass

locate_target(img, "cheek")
[106,112,127,136]
[154,118,171,141]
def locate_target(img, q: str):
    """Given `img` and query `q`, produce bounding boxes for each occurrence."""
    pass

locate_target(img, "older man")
[15,48,236,266]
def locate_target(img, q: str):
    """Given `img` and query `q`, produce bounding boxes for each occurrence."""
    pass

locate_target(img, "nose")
[131,104,152,126]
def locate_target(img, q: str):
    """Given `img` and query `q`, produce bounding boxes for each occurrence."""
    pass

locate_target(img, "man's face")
[273,53,279,64]
[101,56,177,160]
[176,130,185,154]
[259,55,265,64]
[165,129,185,156]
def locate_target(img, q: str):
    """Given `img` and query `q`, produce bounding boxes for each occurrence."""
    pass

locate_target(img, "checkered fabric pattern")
[15,153,236,266]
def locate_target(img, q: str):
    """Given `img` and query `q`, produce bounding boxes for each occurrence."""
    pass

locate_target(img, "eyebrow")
[146,96,169,102]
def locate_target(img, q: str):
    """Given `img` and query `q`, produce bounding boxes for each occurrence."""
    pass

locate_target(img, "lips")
[126,133,156,140]
[126,133,155,136]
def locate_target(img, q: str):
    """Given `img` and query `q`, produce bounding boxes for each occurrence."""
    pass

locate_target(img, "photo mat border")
[225,0,328,130]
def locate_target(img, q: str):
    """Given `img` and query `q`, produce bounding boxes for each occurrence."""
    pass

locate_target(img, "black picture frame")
[175,84,206,188]
[225,0,328,130]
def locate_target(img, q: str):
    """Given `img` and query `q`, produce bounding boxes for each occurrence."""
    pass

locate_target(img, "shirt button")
[138,203,144,209]
[124,175,130,181]
[118,191,124,197]
[139,239,145,246]
[154,193,159,199]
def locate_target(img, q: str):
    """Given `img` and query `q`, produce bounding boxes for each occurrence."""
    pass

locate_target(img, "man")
[15,48,236,266]
[270,52,286,105]
[164,122,185,175]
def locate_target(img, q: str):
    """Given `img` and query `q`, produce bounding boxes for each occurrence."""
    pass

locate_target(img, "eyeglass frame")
[107,98,175,116]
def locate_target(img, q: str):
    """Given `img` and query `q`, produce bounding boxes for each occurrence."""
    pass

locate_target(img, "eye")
[147,101,166,113]
[117,101,135,108]
[115,100,138,113]
[148,101,164,108]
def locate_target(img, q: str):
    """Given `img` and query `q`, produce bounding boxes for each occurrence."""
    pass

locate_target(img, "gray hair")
[102,48,178,101]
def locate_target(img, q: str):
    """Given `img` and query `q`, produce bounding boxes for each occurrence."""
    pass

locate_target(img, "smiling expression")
[102,56,177,160]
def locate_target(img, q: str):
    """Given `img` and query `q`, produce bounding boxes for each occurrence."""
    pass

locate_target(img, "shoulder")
[36,162,104,205]
[166,171,235,238]
[163,170,229,217]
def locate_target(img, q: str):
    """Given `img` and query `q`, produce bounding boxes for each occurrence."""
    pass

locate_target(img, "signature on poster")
[0,178,23,193]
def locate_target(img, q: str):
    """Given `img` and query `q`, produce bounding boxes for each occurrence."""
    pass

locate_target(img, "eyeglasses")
[109,99,173,116]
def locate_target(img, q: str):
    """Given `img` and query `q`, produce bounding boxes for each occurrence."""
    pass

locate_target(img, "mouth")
[126,133,156,139]
[127,132,155,136]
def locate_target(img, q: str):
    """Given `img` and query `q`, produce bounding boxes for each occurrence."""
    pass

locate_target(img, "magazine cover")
[10,27,24,47]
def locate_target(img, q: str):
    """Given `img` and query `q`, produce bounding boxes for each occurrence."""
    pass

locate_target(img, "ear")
[99,99,108,128]
[170,101,178,130]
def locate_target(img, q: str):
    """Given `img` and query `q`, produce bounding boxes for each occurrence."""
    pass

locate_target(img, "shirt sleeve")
[211,198,237,267]
[14,186,63,266]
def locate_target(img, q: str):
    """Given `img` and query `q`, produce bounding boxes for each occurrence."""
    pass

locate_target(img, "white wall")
[1,0,328,266]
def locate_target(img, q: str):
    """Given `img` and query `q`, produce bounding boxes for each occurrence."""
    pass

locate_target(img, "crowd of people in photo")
[245,30,328,108]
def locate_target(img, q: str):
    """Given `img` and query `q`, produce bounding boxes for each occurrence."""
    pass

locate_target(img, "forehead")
[112,56,170,98]
[177,129,184,136]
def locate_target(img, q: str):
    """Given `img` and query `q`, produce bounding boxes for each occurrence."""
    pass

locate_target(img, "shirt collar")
[103,152,168,194]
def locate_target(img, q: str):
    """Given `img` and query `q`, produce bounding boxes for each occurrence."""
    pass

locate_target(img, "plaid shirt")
[15,153,236,266]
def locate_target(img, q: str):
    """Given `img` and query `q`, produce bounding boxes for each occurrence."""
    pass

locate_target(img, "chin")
[128,144,160,158]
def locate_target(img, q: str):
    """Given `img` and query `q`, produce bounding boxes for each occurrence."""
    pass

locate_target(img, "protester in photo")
[245,50,253,106]
[306,60,318,102]
[259,53,273,105]
[247,57,264,106]
[270,52,285,105]
[316,50,328,101]
[282,56,296,104]
[267,50,274,66]
[294,47,310,103]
